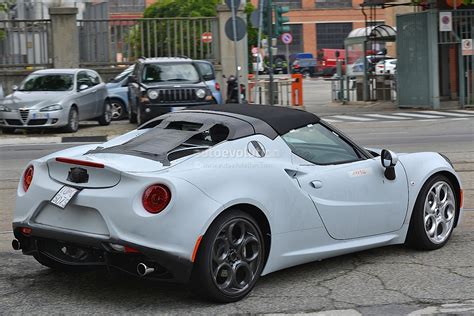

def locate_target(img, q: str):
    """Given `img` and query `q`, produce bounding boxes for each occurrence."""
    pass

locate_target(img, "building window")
[273,0,302,10]
[109,0,146,13]
[276,24,303,54]
[316,23,353,49]
[315,0,352,9]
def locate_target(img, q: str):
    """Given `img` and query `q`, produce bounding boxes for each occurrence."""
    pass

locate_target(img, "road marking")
[394,112,443,119]
[331,115,376,121]
[453,110,474,114]
[323,118,342,123]
[424,111,473,117]
[363,113,411,120]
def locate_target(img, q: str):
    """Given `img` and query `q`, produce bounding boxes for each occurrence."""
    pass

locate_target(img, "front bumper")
[0,109,67,128]
[12,223,193,283]
[140,101,214,122]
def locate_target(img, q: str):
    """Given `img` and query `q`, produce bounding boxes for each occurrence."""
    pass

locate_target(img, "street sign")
[439,12,452,32]
[225,0,241,10]
[225,16,247,42]
[281,32,293,45]
[462,39,474,56]
[250,10,261,27]
[201,32,213,44]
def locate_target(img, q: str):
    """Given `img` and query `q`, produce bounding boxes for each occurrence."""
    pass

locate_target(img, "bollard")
[291,74,303,107]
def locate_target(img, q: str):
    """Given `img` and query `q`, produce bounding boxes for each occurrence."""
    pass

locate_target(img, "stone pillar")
[216,4,249,101]
[49,7,79,68]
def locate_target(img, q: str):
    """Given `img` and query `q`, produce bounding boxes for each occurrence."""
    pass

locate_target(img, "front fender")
[398,152,463,226]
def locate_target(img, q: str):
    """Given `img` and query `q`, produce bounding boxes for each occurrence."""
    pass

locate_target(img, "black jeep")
[128,57,215,125]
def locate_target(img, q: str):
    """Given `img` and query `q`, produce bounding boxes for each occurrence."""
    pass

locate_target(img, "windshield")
[111,66,134,83]
[142,63,200,83]
[20,74,74,92]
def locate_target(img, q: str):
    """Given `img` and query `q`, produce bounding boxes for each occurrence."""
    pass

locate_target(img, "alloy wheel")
[110,101,123,120]
[424,181,456,244]
[210,218,263,296]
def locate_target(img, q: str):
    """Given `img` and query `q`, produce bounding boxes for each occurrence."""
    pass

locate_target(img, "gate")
[78,17,219,67]
[439,10,474,107]
[397,12,433,107]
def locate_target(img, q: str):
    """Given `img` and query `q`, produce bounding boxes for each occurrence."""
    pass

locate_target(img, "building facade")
[250,0,385,56]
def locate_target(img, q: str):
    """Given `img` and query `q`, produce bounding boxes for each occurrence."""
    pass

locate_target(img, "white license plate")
[51,186,80,209]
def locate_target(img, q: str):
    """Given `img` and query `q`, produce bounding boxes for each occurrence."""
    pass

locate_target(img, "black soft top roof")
[185,104,320,136]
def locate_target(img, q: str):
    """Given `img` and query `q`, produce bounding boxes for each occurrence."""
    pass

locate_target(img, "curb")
[0,135,120,146]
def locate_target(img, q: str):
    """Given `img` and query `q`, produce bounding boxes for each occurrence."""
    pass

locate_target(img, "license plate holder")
[50,186,80,209]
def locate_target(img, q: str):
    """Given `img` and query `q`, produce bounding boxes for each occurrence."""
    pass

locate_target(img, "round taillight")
[23,165,34,192]
[215,82,221,91]
[142,184,171,214]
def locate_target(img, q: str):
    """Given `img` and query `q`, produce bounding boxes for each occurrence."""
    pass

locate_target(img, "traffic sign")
[462,39,473,56]
[281,32,293,45]
[201,32,213,44]
[225,16,247,42]
[225,0,241,10]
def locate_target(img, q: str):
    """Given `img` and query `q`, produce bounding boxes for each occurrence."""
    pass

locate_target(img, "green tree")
[144,0,219,18]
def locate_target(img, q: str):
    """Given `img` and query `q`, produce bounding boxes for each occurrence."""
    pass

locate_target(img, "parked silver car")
[0,69,112,133]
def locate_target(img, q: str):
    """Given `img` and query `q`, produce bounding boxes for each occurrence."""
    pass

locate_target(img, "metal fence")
[78,17,219,67]
[0,19,52,69]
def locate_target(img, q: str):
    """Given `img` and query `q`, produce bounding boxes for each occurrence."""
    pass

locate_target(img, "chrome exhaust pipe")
[137,263,154,277]
[12,239,21,250]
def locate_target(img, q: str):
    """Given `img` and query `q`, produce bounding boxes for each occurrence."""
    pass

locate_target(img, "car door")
[195,60,222,104]
[282,123,409,240]
[76,71,97,120]
[86,70,104,116]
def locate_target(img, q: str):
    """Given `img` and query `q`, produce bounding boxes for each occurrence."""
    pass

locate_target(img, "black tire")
[63,107,79,133]
[136,105,143,126]
[1,127,16,134]
[406,174,458,250]
[98,100,112,126]
[128,99,138,124]
[110,98,127,121]
[190,209,265,303]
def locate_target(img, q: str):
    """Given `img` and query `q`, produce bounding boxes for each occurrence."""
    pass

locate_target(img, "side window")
[195,62,215,80]
[77,71,91,89]
[282,124,361,165]
[87,71,101,86]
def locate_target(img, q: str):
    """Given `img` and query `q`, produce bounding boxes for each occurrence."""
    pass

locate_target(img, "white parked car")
[12,105,463,302]
[0,69,112,133]
[376,59,397,75]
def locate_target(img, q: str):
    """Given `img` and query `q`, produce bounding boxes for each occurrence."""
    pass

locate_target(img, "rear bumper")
[12,223,193,283]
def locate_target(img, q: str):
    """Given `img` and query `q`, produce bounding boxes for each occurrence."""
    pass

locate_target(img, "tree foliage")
[144,0,220,18]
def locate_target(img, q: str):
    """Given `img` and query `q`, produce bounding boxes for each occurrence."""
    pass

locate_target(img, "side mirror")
[128,75,137,84]
[78,84,89,92]
[12,85,18,91]
[381,149,398,180]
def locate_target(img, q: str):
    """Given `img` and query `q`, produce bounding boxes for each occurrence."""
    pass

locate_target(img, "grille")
[28,119,48,126]
[155,88,198,103]
[5,119,23,126]
[19,109,30,122]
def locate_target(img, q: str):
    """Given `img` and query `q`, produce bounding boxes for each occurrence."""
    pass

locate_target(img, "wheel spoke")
[227,221,246,247]
[212,235,230,264]
[240,235,260,263]
[230,262,252,290]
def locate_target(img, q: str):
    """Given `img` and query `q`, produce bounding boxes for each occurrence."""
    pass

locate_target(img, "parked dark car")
[128,57,216,125]
[292,58,318,78]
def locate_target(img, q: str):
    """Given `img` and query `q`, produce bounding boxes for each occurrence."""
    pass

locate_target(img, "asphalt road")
[0,117,473,315]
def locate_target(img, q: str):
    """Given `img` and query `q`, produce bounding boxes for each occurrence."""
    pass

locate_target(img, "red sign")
[201,32,213,44]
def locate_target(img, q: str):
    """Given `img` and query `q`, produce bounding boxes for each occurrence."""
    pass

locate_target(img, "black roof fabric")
[188,104,320,135]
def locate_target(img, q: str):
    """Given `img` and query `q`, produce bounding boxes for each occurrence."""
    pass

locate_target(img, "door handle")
[310,180,323,189]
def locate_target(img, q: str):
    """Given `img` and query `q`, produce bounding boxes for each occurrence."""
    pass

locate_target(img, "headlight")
[0,105,12,112]
[40,104,63,112]
[196,89,206,99]
[147,90,159,100]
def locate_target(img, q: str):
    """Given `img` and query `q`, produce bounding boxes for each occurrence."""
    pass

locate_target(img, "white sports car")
[12,105,464,302]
